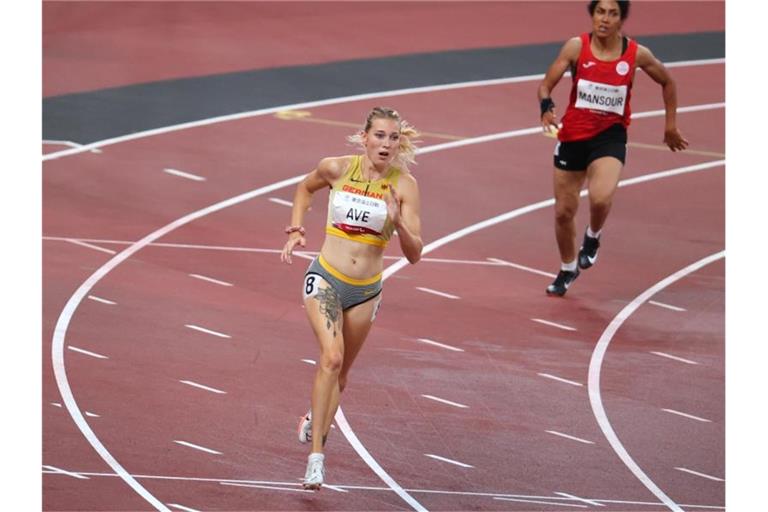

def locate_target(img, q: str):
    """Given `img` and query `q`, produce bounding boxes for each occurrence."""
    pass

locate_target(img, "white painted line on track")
[65,238,117,255]
[555,491,605,507]
[173,440,222,455]
[87,295,117,305]
[68,346,108,359]
[301,358,317,365]
[538,373,583,387]
[674,467,724,482]
[188,273,234,287]
[494,496,588,508]
[167,503,202,512]
[421,394,469,409]
[661,408,712,423]
[42,59,723,162]
[650,351,700,365]
[589,251,724,512]
[221,481,313,493]
[424,454,474,468]
[545,430,595,445]
[85,411,100,418]
[415,287,460,299]
[184,324,231,339]
[180,380,227,394]
[42,465,90,480]
[649,300,687,312]
[335,408,427,511]
[416,338,464,352]
[47,100,724,512]
[268,197,293,207]
[39,468,730,509]
[532,318,577,331]
[51,402,62,407]
[487,257,557,278]
[163,168,206,181]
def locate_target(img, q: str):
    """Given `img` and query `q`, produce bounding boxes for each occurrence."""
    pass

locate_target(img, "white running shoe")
[297,410,312,444]
[303,453,325,490]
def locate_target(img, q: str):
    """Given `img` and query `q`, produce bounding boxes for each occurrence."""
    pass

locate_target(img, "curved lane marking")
[42,58,723,162]
[50,107,724,510]
[588,251,725,512]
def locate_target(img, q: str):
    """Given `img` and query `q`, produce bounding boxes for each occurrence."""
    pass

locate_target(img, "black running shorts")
[553,123,627,171]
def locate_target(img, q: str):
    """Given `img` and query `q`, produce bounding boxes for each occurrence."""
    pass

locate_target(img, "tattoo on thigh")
[314,287,342,337]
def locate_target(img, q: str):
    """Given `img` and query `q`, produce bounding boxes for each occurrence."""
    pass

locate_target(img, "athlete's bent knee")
[320,351,343,374]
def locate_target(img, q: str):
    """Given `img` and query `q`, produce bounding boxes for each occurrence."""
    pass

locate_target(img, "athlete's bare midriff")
[320,234,385,279]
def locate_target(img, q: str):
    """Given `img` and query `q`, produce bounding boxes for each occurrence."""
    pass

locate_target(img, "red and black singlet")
[558,32,638,142]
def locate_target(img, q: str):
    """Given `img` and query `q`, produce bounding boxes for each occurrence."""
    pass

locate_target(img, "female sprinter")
[538,0,688,296]
[280,106,423,489]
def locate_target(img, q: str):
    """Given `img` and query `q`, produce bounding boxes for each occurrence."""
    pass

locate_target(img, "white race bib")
[575,79,627,115]
[331,191,388,235]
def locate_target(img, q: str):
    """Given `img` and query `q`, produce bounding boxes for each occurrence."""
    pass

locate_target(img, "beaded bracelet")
[284,226,306,236]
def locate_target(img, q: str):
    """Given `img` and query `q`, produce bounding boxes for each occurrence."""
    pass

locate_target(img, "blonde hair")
[347,107,420,167]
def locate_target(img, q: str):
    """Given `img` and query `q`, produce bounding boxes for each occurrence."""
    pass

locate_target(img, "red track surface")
[43,3,725,512]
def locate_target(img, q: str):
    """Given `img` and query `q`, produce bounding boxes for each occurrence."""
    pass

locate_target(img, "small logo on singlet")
[616,61,630,76]
[583,61,597,68]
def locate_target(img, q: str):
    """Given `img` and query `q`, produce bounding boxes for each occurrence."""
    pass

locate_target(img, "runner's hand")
[385,185,402,225]
[664,128,689,152]
[541,109,559,135]
[281,233,306,264]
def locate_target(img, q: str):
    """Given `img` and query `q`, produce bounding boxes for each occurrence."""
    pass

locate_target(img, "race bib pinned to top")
[331,191,388,235]
[574,79,628,116]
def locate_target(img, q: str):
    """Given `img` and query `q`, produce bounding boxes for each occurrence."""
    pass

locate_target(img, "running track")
[43,3,725,511]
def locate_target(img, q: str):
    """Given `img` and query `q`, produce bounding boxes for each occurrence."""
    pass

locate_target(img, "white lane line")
[184,324,231,339]
[416,338,464,352]
[48,130,724,512]
[334,408,427,511]
[87,295,117,305]
[42,59,722,162]
[68,346,109,359]
[301,358,317,365]
[538,373,583,387]
[179,380,227,395]
[173,440,222,455]
[421,394,469,409]
[661,409,712,423]
[545,430,595,445]
[65,238,117,255]
[84,411,100,418]
[424,454,474,468]
[494,497,588,508]
[589,251,725,512]
[42,465,90,480]
[180,380,227,394]
[163,168,206,181]
[674,467,724,482]
[649,300,687,312]
[650,351,700,365]
[268,197,293,207]
[188,273,233,287]
[532,318,577,331]
[51,402,62,407]
[221,481,313,493]
[167,503,202,512]
[487,257,557,278]
[555,491,605,507]
[415,287,460,299]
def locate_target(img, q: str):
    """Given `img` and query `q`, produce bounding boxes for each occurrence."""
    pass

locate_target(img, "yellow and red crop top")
[325,155,402,247]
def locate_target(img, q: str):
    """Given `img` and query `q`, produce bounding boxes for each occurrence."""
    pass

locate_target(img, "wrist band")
[540,97,555,117]
[285,226,306,235]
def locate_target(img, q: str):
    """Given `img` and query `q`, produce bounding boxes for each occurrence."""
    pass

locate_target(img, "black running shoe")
[546,268,580,296]
[578,232,600,269]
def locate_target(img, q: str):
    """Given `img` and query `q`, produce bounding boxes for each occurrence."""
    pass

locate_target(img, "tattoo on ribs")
[315,287,342,337]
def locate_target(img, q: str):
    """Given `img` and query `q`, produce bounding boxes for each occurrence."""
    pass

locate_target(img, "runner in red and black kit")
[537,0,688,296]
